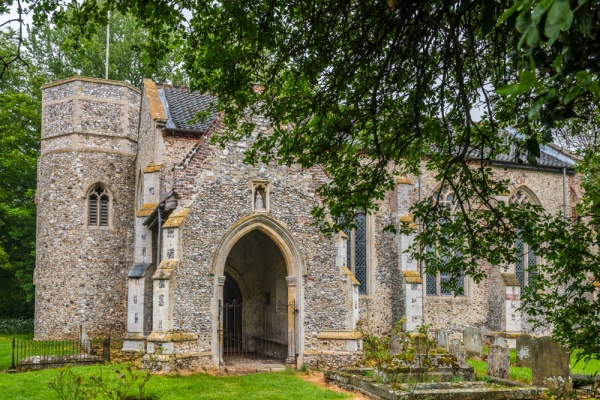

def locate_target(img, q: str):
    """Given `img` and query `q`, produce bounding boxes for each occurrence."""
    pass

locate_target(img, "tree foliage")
[0,37,41,317]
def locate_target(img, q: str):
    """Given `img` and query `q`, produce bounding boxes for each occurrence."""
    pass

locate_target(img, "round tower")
[34,76,140,339]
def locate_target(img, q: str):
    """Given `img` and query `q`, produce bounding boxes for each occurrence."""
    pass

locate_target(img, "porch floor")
[222,355,287,371]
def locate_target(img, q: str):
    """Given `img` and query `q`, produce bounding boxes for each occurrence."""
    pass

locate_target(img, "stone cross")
[531,337,572,391]
[463,327,483,358]
[487,345,510,379]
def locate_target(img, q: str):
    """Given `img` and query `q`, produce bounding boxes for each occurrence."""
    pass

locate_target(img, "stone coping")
[396,176,413,184]
[341,266,360,286]
[144,79,168,122]
[501,273,521,287]
[163,208,190,228]
[147,331,199,342]
[316,330,361,340]
[402,270,422,284]
[42,75,140,92]
[304,350,362,356]
[136,203,158,217]
[144,162,164,173]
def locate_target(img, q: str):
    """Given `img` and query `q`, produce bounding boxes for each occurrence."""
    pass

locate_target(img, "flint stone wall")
[34,77,139,339]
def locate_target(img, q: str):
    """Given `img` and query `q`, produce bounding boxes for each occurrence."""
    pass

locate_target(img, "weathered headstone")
[494,337,507,348]
[531,336,572,391]
[449,339,466,362]
[389,334,406,356]
[435,328,449,350]
[516,334,533,368]
[463,327,483,358]
[487,345,510,379]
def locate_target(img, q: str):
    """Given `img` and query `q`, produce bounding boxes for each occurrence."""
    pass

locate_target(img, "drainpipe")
[156,205,163,266]
[563,167,567,221]
[418,170,425,324]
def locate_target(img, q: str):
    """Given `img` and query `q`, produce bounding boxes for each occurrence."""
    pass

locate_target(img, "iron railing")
[11,337,110,370]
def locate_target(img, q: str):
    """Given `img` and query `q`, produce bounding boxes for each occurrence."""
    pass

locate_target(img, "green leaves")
[544,0,573,46]
[496,70,536,97]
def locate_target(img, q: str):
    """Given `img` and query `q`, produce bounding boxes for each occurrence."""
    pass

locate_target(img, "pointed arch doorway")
[211,215,304,368]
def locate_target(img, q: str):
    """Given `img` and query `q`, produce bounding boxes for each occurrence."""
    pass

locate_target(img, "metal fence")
[11,337,110,370]
[221,331,295,363]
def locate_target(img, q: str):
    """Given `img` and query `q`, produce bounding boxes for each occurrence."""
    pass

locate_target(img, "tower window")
[88,185,111,227]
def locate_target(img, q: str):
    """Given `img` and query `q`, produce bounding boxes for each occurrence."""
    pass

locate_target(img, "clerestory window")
[88,185,111,228]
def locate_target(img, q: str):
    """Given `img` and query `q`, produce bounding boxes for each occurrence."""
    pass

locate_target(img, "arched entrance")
[211,215,304,368]
[222,231,289,362]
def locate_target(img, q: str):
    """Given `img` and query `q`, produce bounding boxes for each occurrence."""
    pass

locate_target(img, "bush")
[0,318,34,334]
[48,363,152,400]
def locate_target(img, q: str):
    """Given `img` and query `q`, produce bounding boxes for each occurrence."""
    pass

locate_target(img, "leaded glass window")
[425,187,465,296]
[88,185,111,228]
[343,212,368,294]
[510,188,538,291]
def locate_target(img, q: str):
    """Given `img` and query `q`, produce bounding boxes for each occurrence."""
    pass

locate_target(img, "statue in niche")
[255,187,266,210]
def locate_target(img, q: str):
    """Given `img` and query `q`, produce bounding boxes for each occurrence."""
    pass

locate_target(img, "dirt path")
[298,371,371,399]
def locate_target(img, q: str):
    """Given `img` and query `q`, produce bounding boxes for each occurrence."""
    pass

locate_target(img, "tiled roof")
[160,86,217,132]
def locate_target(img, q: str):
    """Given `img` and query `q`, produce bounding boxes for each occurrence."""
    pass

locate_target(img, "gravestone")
[531,337,572,391]
[435,328,449,350]
[463,327,483,358]
[516,334,533,368]
[389,334,406,356]
[449,339,466,362]
[487,345,510,379]
[494,337,507,348]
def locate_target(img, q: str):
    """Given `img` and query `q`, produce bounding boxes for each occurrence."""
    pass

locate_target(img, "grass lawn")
[466,347,600,384]
[0,335,347,399]
[0,367,349,399]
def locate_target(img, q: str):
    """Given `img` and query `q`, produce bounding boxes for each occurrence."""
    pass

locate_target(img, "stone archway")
[210,214,304,367]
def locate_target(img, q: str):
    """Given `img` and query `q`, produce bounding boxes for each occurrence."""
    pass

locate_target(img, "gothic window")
[343,212,368,294]
[88,185,111,228]
[425,187,465,297]
[509,187,538,292]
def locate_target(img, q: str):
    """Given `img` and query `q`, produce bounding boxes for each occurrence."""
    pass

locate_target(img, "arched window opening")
[509,187,538,291]
[426,187,465,297]
[88,185,111,228]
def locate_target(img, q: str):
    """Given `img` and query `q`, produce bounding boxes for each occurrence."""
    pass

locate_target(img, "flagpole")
[105,10,110,79]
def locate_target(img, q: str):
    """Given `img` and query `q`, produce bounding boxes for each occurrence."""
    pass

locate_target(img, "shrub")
[0,318,34,334]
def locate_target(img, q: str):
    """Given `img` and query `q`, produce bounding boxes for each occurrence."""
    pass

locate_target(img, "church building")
[33,76,580,370]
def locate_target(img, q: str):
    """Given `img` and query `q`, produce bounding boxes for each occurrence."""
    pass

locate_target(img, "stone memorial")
[494,336,507,348]
[435,328,449,350]
[389,334,407,356]
[449,339,466,362]
[516,334,533,368]
[463,327,483,358]
[487,345,510,379]
[531,337,572,391]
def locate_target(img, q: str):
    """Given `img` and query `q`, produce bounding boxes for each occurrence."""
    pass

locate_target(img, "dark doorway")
[223,273,242,351]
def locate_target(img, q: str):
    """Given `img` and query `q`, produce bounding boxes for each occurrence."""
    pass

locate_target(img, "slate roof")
[159,86,218,132]
[493,148,574,169]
